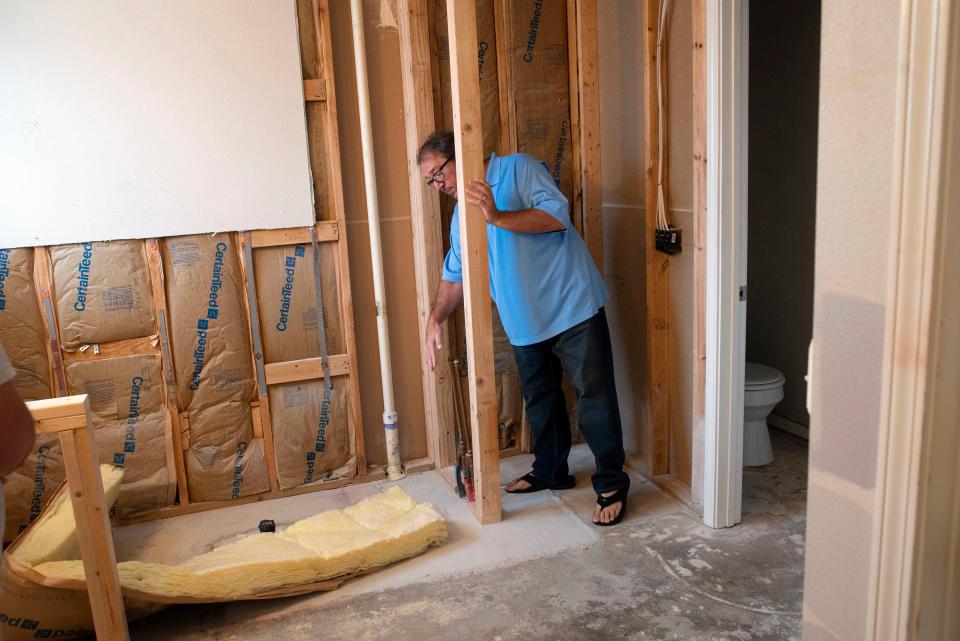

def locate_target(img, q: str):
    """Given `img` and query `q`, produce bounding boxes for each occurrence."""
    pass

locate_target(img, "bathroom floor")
[130,428,809,641]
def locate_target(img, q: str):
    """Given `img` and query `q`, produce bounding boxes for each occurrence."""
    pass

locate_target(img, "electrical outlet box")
[655,227,682,254]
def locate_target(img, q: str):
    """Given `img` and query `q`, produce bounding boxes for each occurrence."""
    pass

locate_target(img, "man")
[418,131,629,526]
[0,345,37,548]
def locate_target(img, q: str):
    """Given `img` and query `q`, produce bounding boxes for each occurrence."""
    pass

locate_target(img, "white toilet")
[743,362,785,466]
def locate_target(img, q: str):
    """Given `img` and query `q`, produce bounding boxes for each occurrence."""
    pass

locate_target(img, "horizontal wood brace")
[263,353,351,385]
[248,222,338,247]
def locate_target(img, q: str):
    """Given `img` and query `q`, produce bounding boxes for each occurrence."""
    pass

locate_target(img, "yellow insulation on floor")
[22,487,447,599]
[2,467,447,640]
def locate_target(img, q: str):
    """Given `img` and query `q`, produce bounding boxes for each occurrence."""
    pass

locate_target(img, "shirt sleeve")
[0,345,16,386]
[441,207,463,283]
[516,155,571,229]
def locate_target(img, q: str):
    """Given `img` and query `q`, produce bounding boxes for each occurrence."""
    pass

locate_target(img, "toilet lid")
[745,362,785,390]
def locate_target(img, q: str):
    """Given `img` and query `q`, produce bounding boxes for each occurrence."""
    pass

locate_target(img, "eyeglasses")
[425,157,452,187]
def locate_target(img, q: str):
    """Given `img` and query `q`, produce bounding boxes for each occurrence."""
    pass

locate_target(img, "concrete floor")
[130,429,807,641]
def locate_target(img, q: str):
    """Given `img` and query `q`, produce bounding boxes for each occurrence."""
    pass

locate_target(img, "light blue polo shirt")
[441,153,608,346]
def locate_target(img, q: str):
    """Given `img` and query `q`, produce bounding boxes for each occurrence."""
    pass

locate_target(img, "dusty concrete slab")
[129,430,806,640]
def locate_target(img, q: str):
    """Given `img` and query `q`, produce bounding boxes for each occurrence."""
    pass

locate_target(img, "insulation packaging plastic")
[49,241,157,349]
[0,248,63,543]
[252,242,355,489]
[268,380,352,489]
[161,234,268,501]
[63,354,176,516]
[509,0,574,203]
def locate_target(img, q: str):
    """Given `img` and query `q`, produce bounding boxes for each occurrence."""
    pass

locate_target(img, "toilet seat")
[745,362,785,391]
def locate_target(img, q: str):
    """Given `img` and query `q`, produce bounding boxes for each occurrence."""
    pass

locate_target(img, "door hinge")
[738,286,747,302]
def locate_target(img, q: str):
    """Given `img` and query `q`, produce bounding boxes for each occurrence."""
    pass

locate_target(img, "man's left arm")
[464,158,567,233]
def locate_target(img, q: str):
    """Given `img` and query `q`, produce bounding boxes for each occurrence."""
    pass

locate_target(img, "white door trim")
[702,0,749,529]
[867,0,960,637]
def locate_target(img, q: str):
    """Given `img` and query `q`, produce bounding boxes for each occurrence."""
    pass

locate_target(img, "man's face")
[419,152,458,199]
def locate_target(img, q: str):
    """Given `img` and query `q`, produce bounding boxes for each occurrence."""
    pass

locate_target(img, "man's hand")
[424,317,444,372]
[465,180,501,225]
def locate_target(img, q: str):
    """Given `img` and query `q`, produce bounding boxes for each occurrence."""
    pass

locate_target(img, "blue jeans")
[512,308,629,494]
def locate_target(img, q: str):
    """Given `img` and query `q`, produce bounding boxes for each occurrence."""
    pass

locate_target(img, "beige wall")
[802,0,902,638]
[746,1,820,429]
[598,1,695,483]
[329,0,428,466]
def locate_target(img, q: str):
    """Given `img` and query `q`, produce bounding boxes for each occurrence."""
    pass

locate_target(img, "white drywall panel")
[0,0,313,248]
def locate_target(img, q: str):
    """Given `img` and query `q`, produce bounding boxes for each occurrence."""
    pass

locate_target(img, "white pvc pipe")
[350,0,404,481]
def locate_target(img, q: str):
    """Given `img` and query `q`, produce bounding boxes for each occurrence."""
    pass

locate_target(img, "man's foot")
[504,472,575,494]
[592,488,628,526]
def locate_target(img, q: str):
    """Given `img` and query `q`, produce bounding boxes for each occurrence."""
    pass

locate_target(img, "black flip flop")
[504,472,576,494]
[593,487,628,526]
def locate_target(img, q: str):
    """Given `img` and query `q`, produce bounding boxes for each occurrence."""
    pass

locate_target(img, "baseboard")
[768,414,810,441]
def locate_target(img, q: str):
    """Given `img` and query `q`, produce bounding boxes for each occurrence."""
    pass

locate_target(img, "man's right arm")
[0,379,36,479]
[424,280,464,371]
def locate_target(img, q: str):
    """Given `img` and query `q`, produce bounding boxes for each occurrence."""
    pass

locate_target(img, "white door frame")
[867,0,960,637]
[702,0,749,529]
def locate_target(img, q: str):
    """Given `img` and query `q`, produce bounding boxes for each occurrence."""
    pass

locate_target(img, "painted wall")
[746,1,820,430]
[598,0,695,483]
[802,0,902,638]
[329,0,429,466]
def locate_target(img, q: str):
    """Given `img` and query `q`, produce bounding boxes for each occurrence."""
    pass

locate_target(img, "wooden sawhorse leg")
[27,394,130,641]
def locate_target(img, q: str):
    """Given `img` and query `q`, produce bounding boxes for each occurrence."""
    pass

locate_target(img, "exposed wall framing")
[0,0,379,533]
[643,0,671,475]
[445,0,502,525]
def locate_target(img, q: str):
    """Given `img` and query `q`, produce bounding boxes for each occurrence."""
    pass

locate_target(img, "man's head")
[417,131,458,198]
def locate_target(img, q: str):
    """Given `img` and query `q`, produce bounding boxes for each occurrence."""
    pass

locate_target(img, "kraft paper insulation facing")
[253,243,356,489]
[1,465,446,641]
[63,354,177,516]
[161,233,269,502]
[0,248,63,543]
[508,0,575,202]
[49,241,157,350]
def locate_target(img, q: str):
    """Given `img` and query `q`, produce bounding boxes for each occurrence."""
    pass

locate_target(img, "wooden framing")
[642,0,671,475]
[691,0,707,507]
[310,0,368,476]
[397,0,458,469]
[445,0,501,524]
[29,394,130,641]
[493,0,516,154]
[572,0,603,274]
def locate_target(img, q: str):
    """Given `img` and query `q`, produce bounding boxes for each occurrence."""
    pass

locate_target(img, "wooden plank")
[145,239,190,505]
[34,247,68,396]
[26,394,88,423]
[237,232,281,493]
[643,0,670,475]
[566,0,584,236]
[61,335,160,361]
[446,0,501,525]
[57,398,130,641]
[691,0,707,504]
[493,0,516,154]
[575,0,604,274]
[264,353,351,385]
[312,0,367,475]
[397,0,458,470]
[249,223,338,247]
[303,78,327,101]
[403,457,435,474]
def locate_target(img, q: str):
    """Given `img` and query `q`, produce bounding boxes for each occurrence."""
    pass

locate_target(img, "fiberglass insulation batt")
[252,243,354,489]
[161,233,268,501]
[0,247,62,543]
[63,354,176,516]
